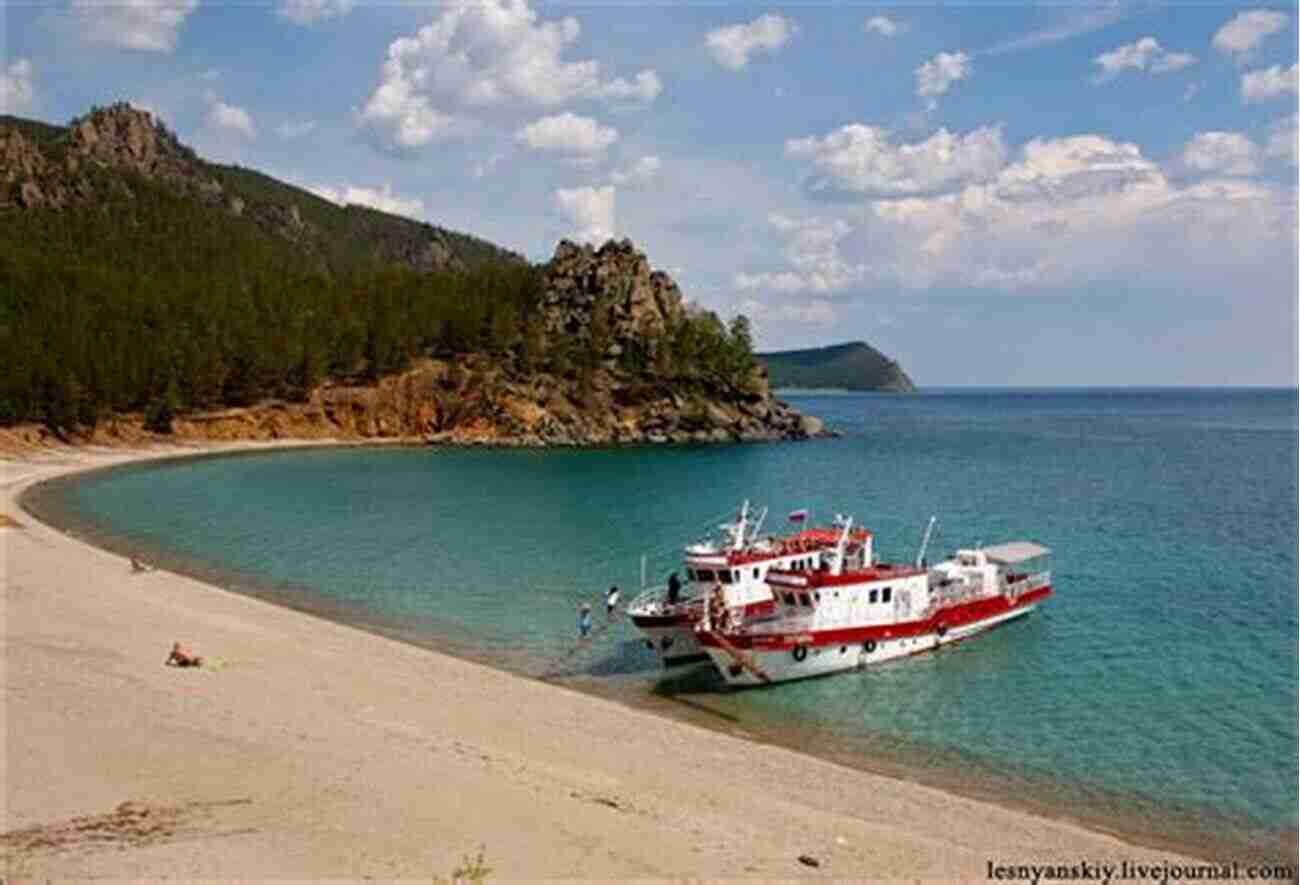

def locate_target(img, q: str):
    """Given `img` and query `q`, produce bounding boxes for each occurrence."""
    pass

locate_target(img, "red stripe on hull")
[700,586,1052,651]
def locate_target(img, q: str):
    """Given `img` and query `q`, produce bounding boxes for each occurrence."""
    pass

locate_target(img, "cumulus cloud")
[1182,131,1258,176]
[915,51,970,105]
[1093,37,1196,79]
[69,0,198,52]
[1241,63,1299,103]
[785,124,1006,199]
[555,185,615,244]
[279,0,352,24]
[206,101,255,139]
[1,59,34,115]
[742,133,1296,294]
[308,182,424,218]
[276,119,317,139]
[359,0,659,150]
[610,155,661,186]
[864,15,904,37]
[1212,9,1289,59]
[516,112,618,158]
[705,13,798,70]
[1265,113,1299,165]
[735,213,865,294]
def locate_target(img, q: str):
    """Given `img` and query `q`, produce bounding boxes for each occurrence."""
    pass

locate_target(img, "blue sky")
[3,0,1298,385]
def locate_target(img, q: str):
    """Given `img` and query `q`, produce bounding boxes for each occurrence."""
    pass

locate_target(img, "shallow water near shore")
[26,388,1298,861]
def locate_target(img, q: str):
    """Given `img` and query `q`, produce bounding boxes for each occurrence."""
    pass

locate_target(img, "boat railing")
[627,584,704,617]
[1002,570,1051,594]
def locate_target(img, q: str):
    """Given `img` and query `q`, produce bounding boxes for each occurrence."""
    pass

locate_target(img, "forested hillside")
[0,105,821,445]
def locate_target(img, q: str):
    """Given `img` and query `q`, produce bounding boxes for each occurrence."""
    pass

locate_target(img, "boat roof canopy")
[980,541,1051,564]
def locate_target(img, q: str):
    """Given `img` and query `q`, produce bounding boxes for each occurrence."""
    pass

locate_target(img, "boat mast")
[915,516,937,568]
[732,500,749,551]
[831,516,853,576]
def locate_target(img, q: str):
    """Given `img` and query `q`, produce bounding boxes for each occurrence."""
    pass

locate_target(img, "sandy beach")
[0,443,1252,878]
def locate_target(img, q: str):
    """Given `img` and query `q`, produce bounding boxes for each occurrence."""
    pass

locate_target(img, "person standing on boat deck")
[578,603,593,639]
[666,572,682,604]
[606,585,621,618]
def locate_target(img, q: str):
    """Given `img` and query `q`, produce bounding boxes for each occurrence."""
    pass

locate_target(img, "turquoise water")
[33,388,1298,856]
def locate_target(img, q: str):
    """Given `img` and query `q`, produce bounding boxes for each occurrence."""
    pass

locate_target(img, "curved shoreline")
[2,441,1286,877]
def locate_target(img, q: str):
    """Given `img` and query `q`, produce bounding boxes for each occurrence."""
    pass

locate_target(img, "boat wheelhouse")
[626,503,869,666]
[696,519,1053,686]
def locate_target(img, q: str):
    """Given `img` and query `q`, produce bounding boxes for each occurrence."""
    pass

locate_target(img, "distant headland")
[758,342,915,393]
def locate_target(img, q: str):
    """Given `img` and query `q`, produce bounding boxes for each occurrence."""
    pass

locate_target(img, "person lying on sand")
[165,641,203,668]
[130,556,153,574]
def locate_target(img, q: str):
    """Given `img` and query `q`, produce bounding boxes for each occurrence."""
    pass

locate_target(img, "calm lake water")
[32,388,1298,858]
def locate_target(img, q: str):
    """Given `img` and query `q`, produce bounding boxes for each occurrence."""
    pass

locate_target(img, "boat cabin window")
[753,568,760,579]
[718,570,733,584]
[695,569,715,582]
[782,592,795,605]
[869,589,879,603]
[882,587,892,603]
[799,593,811,607]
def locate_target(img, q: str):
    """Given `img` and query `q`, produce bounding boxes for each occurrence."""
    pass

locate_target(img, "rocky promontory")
[0,238,826,452]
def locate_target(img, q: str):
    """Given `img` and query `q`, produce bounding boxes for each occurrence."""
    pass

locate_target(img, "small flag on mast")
[788,509,808,523]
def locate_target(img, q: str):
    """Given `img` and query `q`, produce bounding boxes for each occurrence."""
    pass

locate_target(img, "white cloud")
[555,185,615,244]
[1241,63,1299,103]
[279,0,352,24]
[69,0,198,52]
[516,112,618,158]
[736,213,865,293]
[864,16,904,37]
[915,51,970,104]
[0,59,34,115]
[610,155,661,186]
[785,124,1007,199]
[206,101,256,139]
[1265,114,1299,165]
[982,4,1131,56]
[1093,37,1196,79]
[741,133,1296,294]
[737,295,837,328]
[1182,131,1259,176]
[705,13,798,70]
[308,182,425,218]
[1212,9,1289,59]
[359,0,659,150]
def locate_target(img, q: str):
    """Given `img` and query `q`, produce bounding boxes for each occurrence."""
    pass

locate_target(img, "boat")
[695,516,1053,686]
[626,502,870,666]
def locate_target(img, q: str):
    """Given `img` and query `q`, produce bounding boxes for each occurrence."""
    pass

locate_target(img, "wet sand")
[0,442,1263,878]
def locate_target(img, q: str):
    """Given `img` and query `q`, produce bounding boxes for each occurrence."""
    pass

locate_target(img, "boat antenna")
[915,516,937,568]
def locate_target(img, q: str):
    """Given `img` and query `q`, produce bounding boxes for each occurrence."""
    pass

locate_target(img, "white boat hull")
[704,601,1040,687]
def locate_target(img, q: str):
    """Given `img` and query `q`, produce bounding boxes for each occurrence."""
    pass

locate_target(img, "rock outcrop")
[541,239,685,346]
